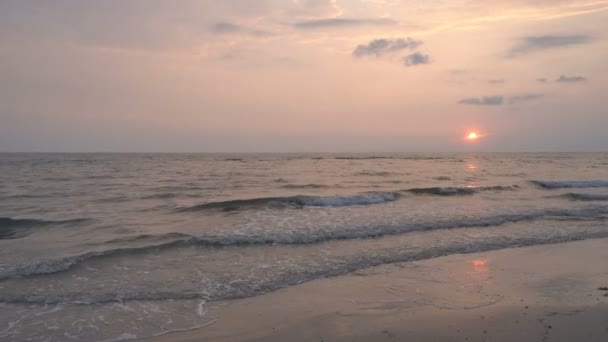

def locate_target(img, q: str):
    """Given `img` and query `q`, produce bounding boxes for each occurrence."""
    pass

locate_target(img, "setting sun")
[466,132,480,141]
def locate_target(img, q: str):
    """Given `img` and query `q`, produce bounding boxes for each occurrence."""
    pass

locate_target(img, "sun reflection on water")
[470,258,491,284]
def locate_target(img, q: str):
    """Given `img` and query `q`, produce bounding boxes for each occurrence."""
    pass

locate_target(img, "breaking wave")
[334,156,444,161]
[279,184,329,189]
[3,229,608,305]
[409,187,482,196]
[559,193,608,201]
[0,217,92,240]
[354,171,397,177]
[532,180,608,189]
[175,193,402,212]
[176,186,518,212]
[2,205,605,280]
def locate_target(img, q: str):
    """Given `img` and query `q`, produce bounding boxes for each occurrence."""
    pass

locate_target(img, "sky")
[1,0,607,152]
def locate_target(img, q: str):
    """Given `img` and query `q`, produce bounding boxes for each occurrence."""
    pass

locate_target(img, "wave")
[0,237,192,280]
[559,193,608,201]
[408,187,476,196]
[335,156,392,160]
[354,171,396,177]
[3,229,608,305]
[334,156,444,161]
[0,217,91,228]
[280,184,329,189]
[94,196,131,203]
[101,232,192,245]
[1,193,58,200]
[41,177,72,182]
[532,180,608,189]
[433,176,452,181]
[151,185,205,192]
[408,185,517,196]
[142,193,180,199]
[180,206,605,247]
[141,193,203,200]
[176,185,518,212]
[0,217,91,240]
[480,185,521,191]
[84,175,115,180]
[3,205,605,280]
[176,192,402,212]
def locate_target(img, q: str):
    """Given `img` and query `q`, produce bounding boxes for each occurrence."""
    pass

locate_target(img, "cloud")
[403,52,430,66]
[488,79,505,84]
[353,38,422,58]
[294,18,396,29]
[459,93,544,106]
[211,22,269,36]
[555,75,587,83]
[507,34,592,57]
[212,22,243,33]
[0,1,278,51]
[459,96,504,106]
[508,93,544,104]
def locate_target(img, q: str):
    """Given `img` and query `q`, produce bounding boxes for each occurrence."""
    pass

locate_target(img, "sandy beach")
[152,239,608,342]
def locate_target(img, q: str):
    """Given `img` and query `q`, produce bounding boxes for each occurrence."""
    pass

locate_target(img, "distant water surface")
[1,153,608,341]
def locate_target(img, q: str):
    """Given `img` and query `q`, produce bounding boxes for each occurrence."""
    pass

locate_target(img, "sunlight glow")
[466,132,480,141]
[473,259,487,267]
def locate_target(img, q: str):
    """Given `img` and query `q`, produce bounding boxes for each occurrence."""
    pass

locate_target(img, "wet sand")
[151,239,608,341]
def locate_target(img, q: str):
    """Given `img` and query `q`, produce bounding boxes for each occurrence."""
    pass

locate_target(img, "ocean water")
[1,152,608,341]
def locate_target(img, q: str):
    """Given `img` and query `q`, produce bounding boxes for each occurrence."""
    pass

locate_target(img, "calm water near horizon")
[2,152,608,341]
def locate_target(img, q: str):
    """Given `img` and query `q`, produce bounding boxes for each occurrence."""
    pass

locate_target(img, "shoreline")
[151,238,608,342]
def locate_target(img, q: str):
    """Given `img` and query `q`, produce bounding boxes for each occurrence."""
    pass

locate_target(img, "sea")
[1,152,608,341]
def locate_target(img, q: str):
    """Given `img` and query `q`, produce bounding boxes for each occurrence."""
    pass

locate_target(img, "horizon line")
[1,151,607,154]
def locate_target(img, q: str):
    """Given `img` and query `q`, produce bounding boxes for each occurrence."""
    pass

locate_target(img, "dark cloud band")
[294,18,396,29]
[459,96,504,106]
[403,52,430,66]
[507,34,592,57]
[556,75,587,83]
[459,94,545,106]
[353,38,422,58]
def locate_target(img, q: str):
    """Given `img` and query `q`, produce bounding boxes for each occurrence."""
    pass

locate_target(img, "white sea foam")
[2,205,607,282]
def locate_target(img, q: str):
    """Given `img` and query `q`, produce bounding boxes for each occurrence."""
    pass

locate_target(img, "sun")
[465,131,481,142]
